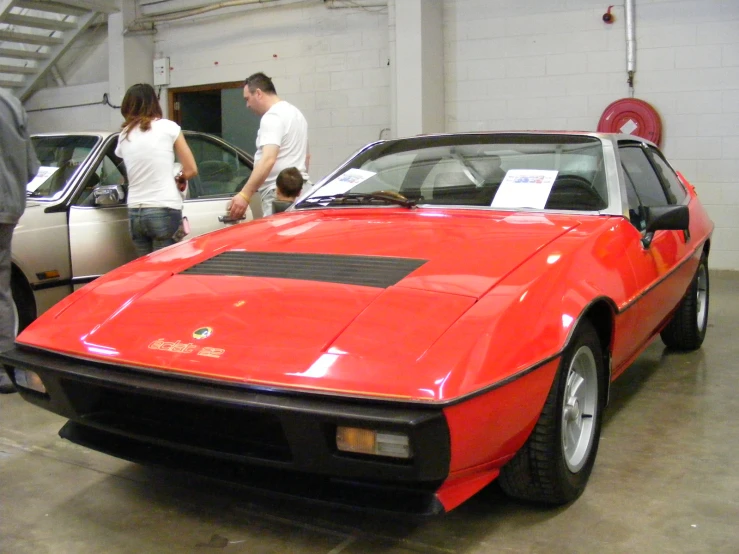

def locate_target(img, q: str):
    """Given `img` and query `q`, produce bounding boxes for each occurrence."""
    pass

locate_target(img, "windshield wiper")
[298,192,416,208]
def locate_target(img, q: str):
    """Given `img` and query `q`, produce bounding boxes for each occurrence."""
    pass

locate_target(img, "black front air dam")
[2,345,451,514]
[60,420,446,515]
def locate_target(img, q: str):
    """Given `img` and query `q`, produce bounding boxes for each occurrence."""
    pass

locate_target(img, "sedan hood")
[20,209,583,400]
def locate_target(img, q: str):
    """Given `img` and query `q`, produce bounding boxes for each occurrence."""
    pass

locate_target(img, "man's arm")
[228,144,279,219]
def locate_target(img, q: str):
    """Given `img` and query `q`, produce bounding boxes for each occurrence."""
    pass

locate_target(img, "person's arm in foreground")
[174,133,198,180]
[228,144,278,219]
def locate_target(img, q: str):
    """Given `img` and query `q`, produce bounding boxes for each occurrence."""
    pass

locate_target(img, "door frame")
[168,81,244,125]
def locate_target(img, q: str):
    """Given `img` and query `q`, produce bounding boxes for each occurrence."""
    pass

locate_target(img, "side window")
[646,147,687,204]
[619,145,669,207]
[185,135,252,199]
[72,143,127,207]
[621,166,647,231]
[29,135,98,199]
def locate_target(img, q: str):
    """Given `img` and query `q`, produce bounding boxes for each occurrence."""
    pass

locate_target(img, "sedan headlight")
[336,426,412,459]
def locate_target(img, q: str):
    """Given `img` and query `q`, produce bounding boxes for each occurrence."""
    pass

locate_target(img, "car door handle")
[218,215,246,223]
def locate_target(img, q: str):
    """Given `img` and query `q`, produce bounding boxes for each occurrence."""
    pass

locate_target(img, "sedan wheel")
[10,277,35,336]
[499,319,605,504]
[12,293,19,337]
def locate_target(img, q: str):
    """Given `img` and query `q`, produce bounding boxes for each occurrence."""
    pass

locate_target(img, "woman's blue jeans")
[128,207,182,257]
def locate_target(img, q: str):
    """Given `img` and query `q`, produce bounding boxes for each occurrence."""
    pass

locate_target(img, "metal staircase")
[0,0,118,101]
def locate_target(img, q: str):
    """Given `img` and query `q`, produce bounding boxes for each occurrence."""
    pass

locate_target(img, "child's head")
[276,167,304,201]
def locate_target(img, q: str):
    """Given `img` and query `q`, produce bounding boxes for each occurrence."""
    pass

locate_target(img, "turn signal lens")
[14,369,47,394]
[35,270,61,280]
[336,426,411,459]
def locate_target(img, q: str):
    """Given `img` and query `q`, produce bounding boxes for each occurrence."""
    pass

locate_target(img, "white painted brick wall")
[26,2,389,192]
[444,0,739,270]
[149,2,389,181]
[26,81,112,133]
[22,0,739,269]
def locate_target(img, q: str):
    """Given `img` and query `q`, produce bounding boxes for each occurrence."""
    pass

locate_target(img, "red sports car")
[2,132,713,514]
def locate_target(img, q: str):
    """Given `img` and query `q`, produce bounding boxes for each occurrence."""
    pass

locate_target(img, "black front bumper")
[2,346,451,515]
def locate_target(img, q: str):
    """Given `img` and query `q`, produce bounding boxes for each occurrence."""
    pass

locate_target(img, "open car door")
[67,136,136,289]
[180,132,258,231]
[67,132,257,287]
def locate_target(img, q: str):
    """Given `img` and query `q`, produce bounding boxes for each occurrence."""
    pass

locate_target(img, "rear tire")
[660,254,709,351]
[499,319,605,504]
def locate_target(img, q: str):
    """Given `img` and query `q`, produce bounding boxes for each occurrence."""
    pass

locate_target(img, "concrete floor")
[1,271,738,554]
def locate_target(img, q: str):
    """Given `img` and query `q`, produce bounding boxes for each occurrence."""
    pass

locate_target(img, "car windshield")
[298,135,608,212]
[27,135,101,199]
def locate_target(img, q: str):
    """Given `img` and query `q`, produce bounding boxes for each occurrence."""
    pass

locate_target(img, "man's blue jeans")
[128,207,182,257]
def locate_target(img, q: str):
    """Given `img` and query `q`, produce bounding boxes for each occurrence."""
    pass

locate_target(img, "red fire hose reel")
[597,98,663,145]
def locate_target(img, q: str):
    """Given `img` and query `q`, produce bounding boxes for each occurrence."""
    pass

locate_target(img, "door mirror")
[641,205,689,248]
[93,184,125,206]
[644,205,689,233]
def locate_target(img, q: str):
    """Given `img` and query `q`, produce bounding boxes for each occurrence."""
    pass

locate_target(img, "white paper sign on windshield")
[491,169,559,210]
[309,168,376,198]
[26,166,59,193]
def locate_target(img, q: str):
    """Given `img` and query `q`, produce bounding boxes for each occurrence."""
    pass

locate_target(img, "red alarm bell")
[603,5,615,24]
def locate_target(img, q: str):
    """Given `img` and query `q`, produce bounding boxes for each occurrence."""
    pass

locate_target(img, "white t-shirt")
[115,118,182,210]
[255,100,309,191]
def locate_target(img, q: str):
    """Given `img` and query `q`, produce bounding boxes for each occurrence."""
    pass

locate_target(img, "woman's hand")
[175,171,187,192]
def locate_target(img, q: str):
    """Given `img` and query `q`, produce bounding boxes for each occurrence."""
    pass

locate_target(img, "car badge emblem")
[192,327,213,340]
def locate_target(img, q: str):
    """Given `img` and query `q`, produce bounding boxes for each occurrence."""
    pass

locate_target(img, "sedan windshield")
[27,135,101,199]
[298,135,608,212]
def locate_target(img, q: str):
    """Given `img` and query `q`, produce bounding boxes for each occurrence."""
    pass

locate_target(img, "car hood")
[15,201,46,227]
[20,209,584,401]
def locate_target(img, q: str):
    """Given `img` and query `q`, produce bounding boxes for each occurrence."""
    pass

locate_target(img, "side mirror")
[93,184,125,206]
[642,205,689,247]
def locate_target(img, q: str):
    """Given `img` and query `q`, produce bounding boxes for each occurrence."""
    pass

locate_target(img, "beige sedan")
[12,131,261,332]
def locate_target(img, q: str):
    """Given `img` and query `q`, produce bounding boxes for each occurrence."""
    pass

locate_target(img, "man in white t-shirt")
[229,72,310,218]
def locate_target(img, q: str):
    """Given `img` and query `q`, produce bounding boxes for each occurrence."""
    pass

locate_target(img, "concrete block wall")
[152,1,390,181]
[26,81,112,132]
[444,0,739,269]
[25,2,390,184]
[22,0,739,269]
[25,26,110,132]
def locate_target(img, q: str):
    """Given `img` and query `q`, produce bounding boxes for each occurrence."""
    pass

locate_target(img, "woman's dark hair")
[244,72,276,95]
[120,83,162,136]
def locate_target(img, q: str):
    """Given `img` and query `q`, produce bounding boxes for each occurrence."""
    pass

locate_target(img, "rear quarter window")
[619,145,669,207]
[647,147,687,204]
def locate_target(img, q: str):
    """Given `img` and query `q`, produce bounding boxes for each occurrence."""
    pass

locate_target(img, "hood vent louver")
[183,252,427,288]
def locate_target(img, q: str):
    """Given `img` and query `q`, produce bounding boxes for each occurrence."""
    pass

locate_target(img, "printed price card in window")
[309,168,376,199]
[491,169,559,210]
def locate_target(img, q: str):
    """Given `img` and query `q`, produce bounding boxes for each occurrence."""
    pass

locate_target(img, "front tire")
[499,319,605,504]
[660,254,709,351]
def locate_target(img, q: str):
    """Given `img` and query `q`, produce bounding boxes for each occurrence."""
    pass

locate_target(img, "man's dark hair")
[276,167,304,198]
[244,72,276,95]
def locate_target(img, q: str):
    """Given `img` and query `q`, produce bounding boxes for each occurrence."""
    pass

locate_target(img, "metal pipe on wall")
[625,0,636,95]
[134,0,280,23]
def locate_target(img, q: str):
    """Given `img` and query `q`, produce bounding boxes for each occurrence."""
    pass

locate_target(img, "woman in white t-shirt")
[115,83,198,256]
